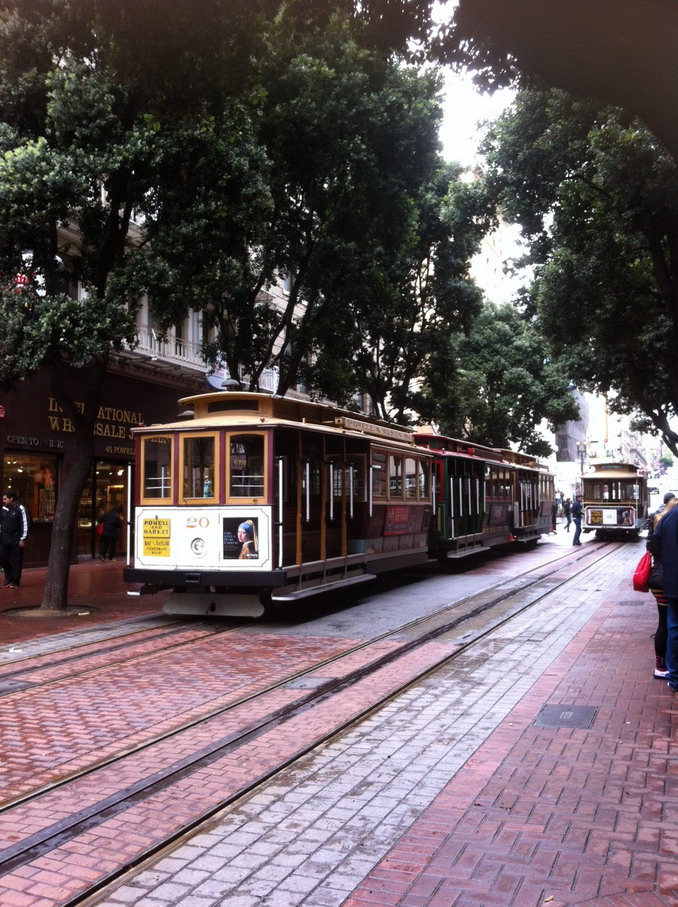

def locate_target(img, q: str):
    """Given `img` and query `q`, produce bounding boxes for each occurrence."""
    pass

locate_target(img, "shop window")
[4,453,57,523]
[142,436,172,501]
[229,434,265,499]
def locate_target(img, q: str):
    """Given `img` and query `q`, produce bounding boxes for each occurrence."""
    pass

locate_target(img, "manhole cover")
[533,704,598,729]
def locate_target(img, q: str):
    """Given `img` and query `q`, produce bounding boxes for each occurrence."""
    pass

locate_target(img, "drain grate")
[533,704,598,729]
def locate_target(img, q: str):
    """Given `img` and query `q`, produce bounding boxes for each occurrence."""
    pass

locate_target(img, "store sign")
[47,397,145,440]
[7,435,64,449]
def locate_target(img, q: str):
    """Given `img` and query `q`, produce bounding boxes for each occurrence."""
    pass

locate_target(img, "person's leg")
[665,598,678,690]
[0,542,10,585]
[573,519,581,545]
[6,544,20,586]
[655,600,668,656]
[652,596,669,677]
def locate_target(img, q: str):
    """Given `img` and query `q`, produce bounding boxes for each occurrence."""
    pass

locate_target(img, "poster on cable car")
[384,505,423,535]
[223,516,260,560]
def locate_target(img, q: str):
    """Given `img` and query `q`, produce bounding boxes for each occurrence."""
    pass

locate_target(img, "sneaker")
[7,583,18,589]
[654,658,670,679]
[1,581,11,588]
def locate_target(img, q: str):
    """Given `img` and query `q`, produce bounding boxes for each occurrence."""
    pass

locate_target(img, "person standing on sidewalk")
[646,492,676,552]
[648,498,678,679]
[571,495,583,545]
[97,506,122,561]
[0,491,30,588]
[563,498,572,532]
[652,501,678,691]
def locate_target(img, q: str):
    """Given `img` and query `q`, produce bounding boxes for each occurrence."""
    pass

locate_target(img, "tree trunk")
[40,358,108,611]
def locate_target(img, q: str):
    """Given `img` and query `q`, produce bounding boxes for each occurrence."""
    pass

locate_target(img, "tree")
[438,0,678,164]
[481,89,678,455]
[323,163,492,423]
[420,302,579,456]
[0,0,292,611]
[0,0,444,610]
[140,18,447,406]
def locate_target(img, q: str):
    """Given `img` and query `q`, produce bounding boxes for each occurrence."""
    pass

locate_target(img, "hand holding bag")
[633,551,652,593]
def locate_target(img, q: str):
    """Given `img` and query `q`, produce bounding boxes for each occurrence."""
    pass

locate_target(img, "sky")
[439,68,515,165]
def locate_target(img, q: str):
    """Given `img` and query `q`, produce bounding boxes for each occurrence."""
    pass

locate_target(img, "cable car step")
[272,573,377,601]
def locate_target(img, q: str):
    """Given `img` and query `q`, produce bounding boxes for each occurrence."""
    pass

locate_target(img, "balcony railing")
[135,328,206,367]
[132,328,280,392]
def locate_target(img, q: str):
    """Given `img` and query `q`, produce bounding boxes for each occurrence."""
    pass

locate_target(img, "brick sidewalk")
[92,542,670,907]
[346,562,677,906]
[0,558,166,647]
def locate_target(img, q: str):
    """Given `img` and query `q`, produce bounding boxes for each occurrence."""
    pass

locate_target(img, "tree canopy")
[420,301,578,456]
[481,89,678,455]
[0,0,459,609]
[439,0,678,163]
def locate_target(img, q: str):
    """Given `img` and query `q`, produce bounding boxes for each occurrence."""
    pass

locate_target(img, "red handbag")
[633,551,652,592]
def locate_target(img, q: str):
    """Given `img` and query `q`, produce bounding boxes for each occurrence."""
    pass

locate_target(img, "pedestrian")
[0,491,31,588]
[571,494,583,546]
[648,498,678,679]
[98,506,122,561]
[550,500,558,534]
[651,501,678,692]
[646,492,675,552]
[563,498,572,532]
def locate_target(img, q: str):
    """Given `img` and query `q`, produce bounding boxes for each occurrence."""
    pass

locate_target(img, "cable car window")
[390,455,403,499]
[347,458,366,503]
[372,451,387,498]
[229,434,264,498]
[142,436,172,500]
[182,435,217,500]
[418,459,430,500]
[405,458,417,499]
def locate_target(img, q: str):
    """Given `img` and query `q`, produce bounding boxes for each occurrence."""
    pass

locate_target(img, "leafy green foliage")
[438,0,678,164]
[482,88,678,454]
[421,302,578,455]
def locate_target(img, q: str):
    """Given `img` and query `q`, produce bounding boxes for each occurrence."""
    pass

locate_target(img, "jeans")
[666,598,678,689]
[572,517,582,545]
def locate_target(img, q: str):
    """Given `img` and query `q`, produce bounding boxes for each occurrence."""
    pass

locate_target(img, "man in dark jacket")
[0,491,30,588]
[571,495,583,546]
[653,504,678,691]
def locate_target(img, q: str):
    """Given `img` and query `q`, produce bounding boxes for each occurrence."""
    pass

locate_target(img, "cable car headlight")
[190,537,206,557]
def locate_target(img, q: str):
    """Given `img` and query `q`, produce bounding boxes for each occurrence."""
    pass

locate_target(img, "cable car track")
[0,541,610,811]
[0,541,618,907]
[0,619,244,695]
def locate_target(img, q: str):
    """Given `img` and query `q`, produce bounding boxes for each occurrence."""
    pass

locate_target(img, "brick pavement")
[0,558,167,649]
[91,537,676,907]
